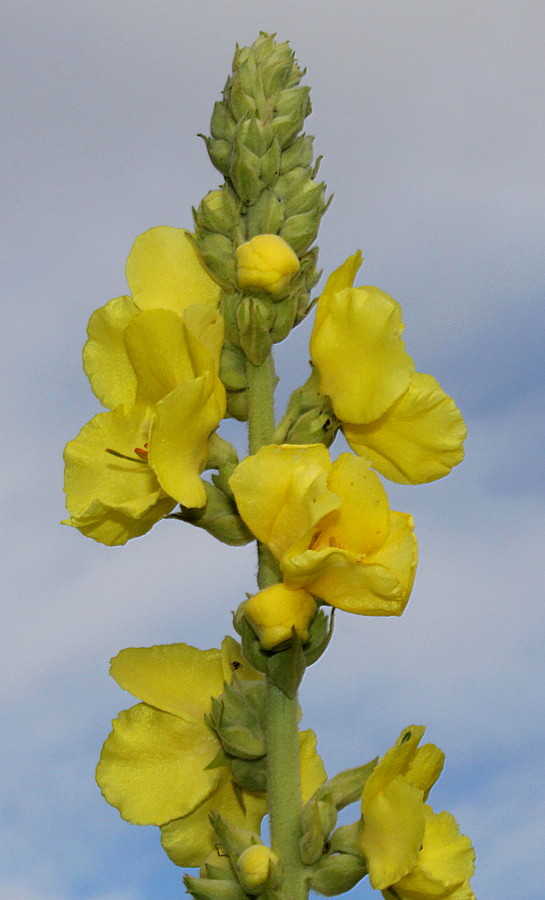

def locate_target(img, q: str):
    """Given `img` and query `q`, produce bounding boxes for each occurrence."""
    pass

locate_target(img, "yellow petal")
[393,806,475,899]
[63,405,175,546]
[83,296,138,409]
[363,727,426,806]
[220,635,264,684]
[161,774,266,868]
[316,454,391,556]
[96,703,219,826]
[286,545,406,616]
[183,304,224,378]
[311,286,414,424]
[229,444,337,559]
[123,309,195,405]
[148,372,226,508]
[360,776,425,890]
[62,497,175,547]
[299,729,327,802]
[312,252,363,335]
[365,511,418,611]
[344,373,467,484]
[109,644,224,722]
[126,226,220,314]
[406,745,445,797]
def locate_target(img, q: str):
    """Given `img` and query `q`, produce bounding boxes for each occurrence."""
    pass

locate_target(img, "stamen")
[105,448,147,465]
[134,442,149,461]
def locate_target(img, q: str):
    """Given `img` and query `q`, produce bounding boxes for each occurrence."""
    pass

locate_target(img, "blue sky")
[2,2,544,898]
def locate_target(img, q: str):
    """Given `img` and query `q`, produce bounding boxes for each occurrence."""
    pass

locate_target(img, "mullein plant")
[63,33,475,900]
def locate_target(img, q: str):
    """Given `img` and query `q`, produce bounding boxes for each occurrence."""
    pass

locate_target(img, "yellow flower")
[244,583,317,650]
[310,254,467,484]
[382,805,476,900]
[96,636,326,869]
[230,444,417,616]
[63,227,226,545]
[360,726,446,890]
[236,234,300,295]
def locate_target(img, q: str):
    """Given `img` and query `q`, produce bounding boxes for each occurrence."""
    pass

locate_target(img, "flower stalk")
[246,348,307,897]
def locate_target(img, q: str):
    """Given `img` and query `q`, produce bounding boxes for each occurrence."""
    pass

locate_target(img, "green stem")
[265,680,307,900]
[245,352,307,899]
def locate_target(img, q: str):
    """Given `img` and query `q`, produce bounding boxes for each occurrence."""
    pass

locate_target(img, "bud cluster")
[194,32,329,384]
[206,677,268,793]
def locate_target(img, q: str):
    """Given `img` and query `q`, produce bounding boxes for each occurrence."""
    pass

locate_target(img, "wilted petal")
[311,286,414,424]
[126,226,220,315]
[96,703,219,826]
[83,296,138,409]
[344,373,467,484]
[109,644,224,723]
[148,372,226,508]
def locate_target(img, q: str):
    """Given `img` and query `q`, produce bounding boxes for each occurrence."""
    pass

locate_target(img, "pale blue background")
[2,2,544,898]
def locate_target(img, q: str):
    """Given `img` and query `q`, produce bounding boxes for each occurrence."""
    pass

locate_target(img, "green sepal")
[209,678,267,760]
[300,797,329,865]
[194,230,236,287]
[221,342,249,392]
[195,185,240,237]
[303,608,334,666]
[236,296,275,365]
[265,630,307,699]
[230,138,264,204]
[309,853,368,897]
[210,100,237,141]
[316,758,378,811]
[230,754,268,793]
[300,791,338,865]
[273,366,339,447]
[201,861,237,882]
[184,874,248,900]
[280,209,321,255]
[210,811,261,861]
[328,821,365,858]
[236,615,270,675]
[170,481,252,547]
[270,295,298,344]
[245,189,285,238]
[226,388,249,421]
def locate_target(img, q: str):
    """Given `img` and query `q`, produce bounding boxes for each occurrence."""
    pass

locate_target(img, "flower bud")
[236,234,300,296]
[244,583,317,650]
[236,844,279,893]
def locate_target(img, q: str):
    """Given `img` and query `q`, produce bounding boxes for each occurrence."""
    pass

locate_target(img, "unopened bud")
[236,234,300,296]
[244,583,317,650]
[236,844,279,893]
